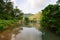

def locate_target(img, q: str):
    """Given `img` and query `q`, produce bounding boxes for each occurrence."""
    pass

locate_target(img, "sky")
[11,0,57,14]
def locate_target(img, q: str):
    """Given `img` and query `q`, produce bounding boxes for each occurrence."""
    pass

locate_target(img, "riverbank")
[0,20,20,32]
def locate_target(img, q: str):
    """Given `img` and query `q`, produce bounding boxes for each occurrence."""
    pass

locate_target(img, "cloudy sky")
[11,0,57,14]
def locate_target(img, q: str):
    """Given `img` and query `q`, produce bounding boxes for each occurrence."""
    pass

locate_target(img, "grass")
[0,20,18,31]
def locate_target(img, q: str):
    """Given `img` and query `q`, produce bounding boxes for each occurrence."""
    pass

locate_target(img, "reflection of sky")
[11,0,57,14]
[14,27,42,40]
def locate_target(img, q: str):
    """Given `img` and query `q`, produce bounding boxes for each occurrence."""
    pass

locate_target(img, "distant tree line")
[0,0,23,20]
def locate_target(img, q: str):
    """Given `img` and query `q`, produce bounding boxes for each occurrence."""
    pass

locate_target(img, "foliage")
[40,4,60,34]
[57,0,60,4]
[0,0,23,20]
[0,20,18,31]
[0,0,24,31]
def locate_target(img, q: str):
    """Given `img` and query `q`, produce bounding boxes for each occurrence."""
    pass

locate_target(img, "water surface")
[11,27,42,40]
[0,27,42,40]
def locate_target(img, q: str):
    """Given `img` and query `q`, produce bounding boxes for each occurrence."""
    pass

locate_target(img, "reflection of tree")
[12,27,22,37]
[0,30,12,40]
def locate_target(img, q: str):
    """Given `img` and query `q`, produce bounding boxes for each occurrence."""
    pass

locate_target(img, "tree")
[0,0,15,19]
[0,0,24,20]
[14,6,24,20]
[0,0,5,19]
[0,0,4,4]
[14,6,21,16]
[40,4,60,34]
[57,0,60,4]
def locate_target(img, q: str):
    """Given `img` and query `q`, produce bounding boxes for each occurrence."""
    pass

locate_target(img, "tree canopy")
[0,0,24,20]
[40,4,60,34]
[57,0,60,4]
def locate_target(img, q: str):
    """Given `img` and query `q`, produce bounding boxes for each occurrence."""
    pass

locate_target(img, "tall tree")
[14,6,21,16]
[14,6,24,20]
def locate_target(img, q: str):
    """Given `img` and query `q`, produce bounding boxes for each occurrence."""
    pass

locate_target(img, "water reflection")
[0,27,22,40]
[0,24,42,40]
[0,30,12,40]
[11,27,42,40]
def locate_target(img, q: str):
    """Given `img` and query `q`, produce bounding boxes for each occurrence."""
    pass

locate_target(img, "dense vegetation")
[0,0,23,20]
[0,20,18,31]
[0,0,23,31]
[40,4,60,35]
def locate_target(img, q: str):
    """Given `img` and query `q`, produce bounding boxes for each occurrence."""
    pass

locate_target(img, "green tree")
[0,0,24,20]
[57,0,60,4]
[14,6,24,20]
[4,2,14,19]
[14,6,21,17]
[0,0,4,4]
[0,0,5,19]
[40,4,60,34]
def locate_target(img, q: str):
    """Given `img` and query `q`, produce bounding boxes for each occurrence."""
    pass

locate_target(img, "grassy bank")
[0,20,19,31]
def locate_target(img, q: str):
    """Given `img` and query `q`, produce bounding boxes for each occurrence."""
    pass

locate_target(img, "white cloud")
[26,0,48,9]
[26,0,57,9]
[11,0,57,14]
